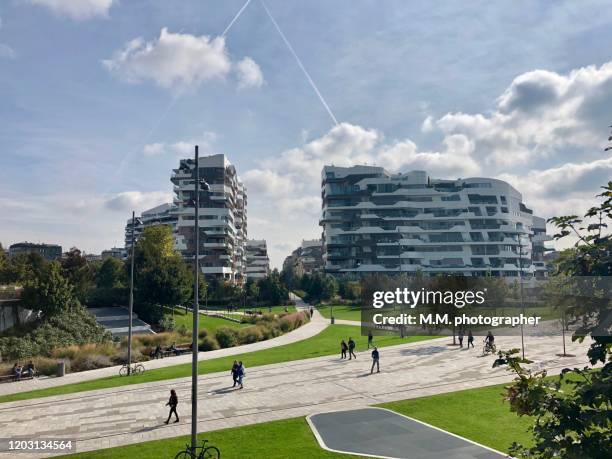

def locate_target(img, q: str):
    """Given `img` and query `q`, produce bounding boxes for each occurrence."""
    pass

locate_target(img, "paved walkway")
[0,331,591,458]
[0,295,327,398]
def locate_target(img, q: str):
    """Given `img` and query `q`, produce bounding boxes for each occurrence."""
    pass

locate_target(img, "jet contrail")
[260,0,339,126]
[114,0,254,179]
[222,0,253,37]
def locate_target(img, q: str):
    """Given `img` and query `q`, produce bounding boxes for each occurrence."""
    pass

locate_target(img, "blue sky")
[1,0,612,268]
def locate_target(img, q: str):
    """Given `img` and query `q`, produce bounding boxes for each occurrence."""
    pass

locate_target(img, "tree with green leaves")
[96,257,126,289]
[493,180,611,458]
[21,261,77,318]
[132,226,191,323]
[61,247,95,302]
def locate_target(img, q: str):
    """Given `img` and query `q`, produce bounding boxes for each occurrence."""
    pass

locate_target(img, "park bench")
[0,372,36,383]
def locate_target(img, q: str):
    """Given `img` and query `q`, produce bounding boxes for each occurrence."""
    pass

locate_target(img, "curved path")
[0,295,327,398]
[0,330,591,458]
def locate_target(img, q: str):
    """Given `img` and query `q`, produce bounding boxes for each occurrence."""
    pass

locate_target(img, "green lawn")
[61,381,532,459]
[199,305,296,314]
[163,307,247,335]
[381,383,533,453]
[317,304,365,321]
[0,325,432,404]
[59,417,359,459]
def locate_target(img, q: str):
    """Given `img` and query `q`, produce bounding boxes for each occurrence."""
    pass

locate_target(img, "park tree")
[133,225,192,309]
[258,269,289,305]
[0,252,47,285]
[61,247,95,302]
[21,261,77,317]
[493,180,611,458]
[96,257,126,289]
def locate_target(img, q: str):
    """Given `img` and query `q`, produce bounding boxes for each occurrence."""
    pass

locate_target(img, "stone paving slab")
[0,333,591,458]
[308,408,506,458]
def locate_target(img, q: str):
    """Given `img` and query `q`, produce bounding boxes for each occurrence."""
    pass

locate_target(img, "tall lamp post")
[127,212,142,375]
[189,145,210,453]
[518,234,527,359]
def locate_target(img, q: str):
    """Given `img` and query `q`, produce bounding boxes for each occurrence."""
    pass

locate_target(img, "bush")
[134,302,164,326]
[176,324,189,336]
[199,336,219,352]
[198,329,208,339]
[238,326,264,344]
[32,357,61,376]
[215,327,239,348]
[0,336,41,361]
[159,315,176,332]
[71,354,113,372]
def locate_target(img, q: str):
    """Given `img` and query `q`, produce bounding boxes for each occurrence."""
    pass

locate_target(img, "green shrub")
[32,357,60,376]
[160,315,176,332]
[176,324,189,336]
[198,329,208,339]
[238,326,264,344]
[199,336,219,352]
[215,327,239,348]
[71,354,113,372]
[0,336,41,361]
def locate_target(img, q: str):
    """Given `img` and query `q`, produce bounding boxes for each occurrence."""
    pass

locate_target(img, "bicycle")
[482,340,496,355]
[118,363,145,376]
[174,439,220,459]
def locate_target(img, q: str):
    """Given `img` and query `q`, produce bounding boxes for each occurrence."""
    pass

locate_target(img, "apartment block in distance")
[9,242,62,261]
[282,239,324,276]
[171,154,247,283]
[245,239,270,279]
[124,203,177,248]
[320,166,551,277]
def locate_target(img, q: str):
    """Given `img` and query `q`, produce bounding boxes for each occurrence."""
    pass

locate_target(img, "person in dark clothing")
[236,361,245,389]
[467,330,474,348]
[152,345,162,359]
[12,363,22,381]
[231,360,239,387]
[340,340,348,359]
[371,347,380,374]
[25,361,35,377]
[458,329,464,348]
[309,307,314,318]
[367,331,373,349]
[348,338,357,360]
[164,389,179,424]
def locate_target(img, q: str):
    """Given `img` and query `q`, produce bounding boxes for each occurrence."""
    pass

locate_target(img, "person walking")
[348,337,357,360]
[367,331,374,349]
[236,361,245,389]
[467,330,474,349]
[458,329,464,348]
[340,340,348,359]
[370,347,380,374]
[164,389,179,424]
[231,360,239,387]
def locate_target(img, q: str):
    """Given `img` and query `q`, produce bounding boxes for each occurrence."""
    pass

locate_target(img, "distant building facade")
[245,239,270,279]
[320,166,551,277]
[101,247,128,260]
[283,239,324,276]
[8,242,62,261]
[125,154,248,283]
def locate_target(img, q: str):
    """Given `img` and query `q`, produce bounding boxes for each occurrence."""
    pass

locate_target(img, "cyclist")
[484,331,495,353]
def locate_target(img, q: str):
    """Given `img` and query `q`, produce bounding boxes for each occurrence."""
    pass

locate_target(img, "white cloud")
[27,0,115,21]
[103,191,172,212]
[104,28,264,91]
[236,57,264,89]
[242,169,293,196]
[143,132,217,156]
[0,44,15,59]
[143,143,165,156]
[431,61,612,167]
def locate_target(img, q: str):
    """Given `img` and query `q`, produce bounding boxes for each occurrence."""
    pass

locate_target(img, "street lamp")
[518,233,527,360]
[189,145,211,454]
[127,212,142,375]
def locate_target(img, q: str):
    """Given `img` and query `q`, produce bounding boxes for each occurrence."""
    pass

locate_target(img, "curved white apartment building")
[321,166,550,277]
